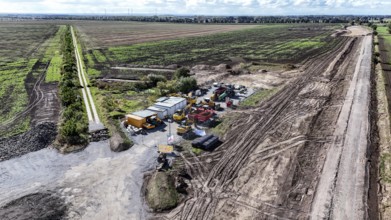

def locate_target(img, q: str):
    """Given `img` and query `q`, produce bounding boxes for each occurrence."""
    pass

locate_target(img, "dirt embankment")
[0,193,67,220]
[153,33,371,219]
[0,122,57,162]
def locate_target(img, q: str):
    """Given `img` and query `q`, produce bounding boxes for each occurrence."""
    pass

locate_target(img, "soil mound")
[0,122,57,162]
[0,193,67,220]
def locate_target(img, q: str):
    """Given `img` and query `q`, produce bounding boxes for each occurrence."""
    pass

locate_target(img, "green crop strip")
[45,25,66,82]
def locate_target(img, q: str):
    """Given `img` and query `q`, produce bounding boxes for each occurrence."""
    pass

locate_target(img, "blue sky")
[0,0,390,15]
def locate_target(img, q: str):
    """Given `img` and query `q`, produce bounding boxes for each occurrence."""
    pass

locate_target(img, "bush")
[174,67,190,79]
[147,74,167,87]
[176,77,197,93]
[157,80,177,95]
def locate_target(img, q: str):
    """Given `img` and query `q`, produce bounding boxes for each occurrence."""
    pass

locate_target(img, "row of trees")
[58,25,89,145]
[13,14,390,25]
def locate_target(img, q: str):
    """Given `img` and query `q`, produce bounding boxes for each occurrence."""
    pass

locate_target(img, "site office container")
[147,106,168,119]
[126,114,146,128]
[154,97,187,116]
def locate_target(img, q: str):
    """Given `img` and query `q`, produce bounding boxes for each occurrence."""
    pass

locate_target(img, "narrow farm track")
[71,26,104,132]
[158,29,372,220]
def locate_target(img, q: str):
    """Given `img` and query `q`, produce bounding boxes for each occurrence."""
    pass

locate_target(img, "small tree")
[177,77,197,93]
[372,24,377,30]
[388,22,391,34]
[174,67,190,79]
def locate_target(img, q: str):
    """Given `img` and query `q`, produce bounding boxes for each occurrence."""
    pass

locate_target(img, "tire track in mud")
[0,62,48,134]
[161,36,361,220]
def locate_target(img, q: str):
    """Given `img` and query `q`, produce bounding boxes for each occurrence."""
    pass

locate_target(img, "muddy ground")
[0,193,67,220]
[0,122,57,162]
[154,27,373,219]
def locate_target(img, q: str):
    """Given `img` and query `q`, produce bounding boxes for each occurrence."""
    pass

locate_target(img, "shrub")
[174,67,190,79]
[176,77,197,93]
[147,74,167,87]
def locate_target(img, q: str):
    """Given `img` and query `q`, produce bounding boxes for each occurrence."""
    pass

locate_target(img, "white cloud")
[0,0,390,15]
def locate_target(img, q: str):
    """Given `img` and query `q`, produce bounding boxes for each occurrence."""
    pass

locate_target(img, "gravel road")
[0,141,157,219]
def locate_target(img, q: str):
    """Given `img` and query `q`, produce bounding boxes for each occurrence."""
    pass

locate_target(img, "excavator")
[177,120,193,135]
[200,98,217,109]
[173,109,186,122]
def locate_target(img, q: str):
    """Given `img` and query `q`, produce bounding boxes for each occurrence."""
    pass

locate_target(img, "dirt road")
[71,26,104,131]
[311,34,372,220]
[156,27,373,220]
[111,66,176,73]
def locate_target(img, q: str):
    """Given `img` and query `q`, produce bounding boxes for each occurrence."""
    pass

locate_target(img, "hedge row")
[58,26,88,145]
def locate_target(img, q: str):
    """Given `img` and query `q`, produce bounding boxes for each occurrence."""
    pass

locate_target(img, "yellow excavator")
[177,120,192,135]
[200,98,216,109]
[173,109,186,122]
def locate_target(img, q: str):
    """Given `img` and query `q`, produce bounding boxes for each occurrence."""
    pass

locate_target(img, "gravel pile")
[0,122,57,162]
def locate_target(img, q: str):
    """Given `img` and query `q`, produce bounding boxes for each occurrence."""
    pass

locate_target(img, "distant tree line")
[2,14,390,24]
[58,25,89,146]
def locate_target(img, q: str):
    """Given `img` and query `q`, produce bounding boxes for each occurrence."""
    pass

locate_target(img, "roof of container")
[154,102,175,108]
[125,114,144,120]
[147,106,167,112]
[154,96,186,107]
[156,97,169,102]
[132,110,157,118]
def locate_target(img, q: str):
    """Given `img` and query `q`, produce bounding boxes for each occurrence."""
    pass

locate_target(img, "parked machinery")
[210,86,235,101]
[176,120,192,135]
[200,98,218,110]
[173,109,186,122]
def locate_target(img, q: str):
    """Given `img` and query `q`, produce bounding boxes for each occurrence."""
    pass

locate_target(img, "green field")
[80,24,339,72]
[0,22,59,136]
[45,25,66,82]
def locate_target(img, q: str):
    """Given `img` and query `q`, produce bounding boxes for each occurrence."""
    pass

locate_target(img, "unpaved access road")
[71,26,104,131]
[0,141,157,220]
[155,27,373,220]
[311,35,372,219]
[111,66,176,73]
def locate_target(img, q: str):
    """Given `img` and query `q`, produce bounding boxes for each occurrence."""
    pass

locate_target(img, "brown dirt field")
[153,32,373,219]
[74,21,255,49]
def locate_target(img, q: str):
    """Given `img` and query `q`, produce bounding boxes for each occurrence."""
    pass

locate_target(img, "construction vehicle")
[188,107,214,123]
[177,120,192,135]
[210,86,235,101]
[169,92,197,105]
[147,116,162,126]
[173,109,186,122]
[184,94,197,105]
[200,98,216,109]
[126,110,162,130]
